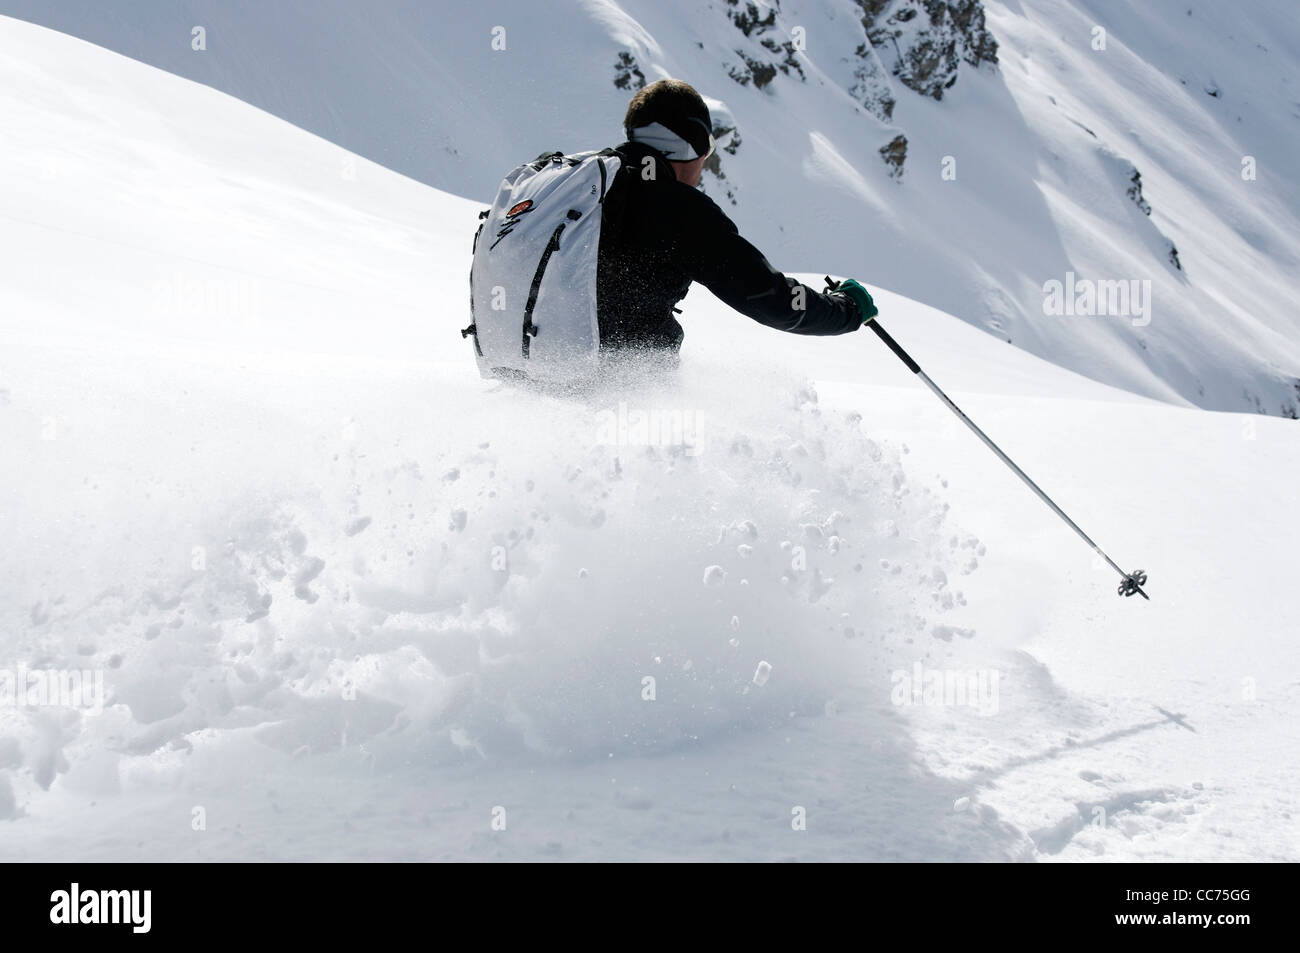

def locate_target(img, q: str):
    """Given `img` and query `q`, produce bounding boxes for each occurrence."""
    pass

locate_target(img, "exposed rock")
[720,125,742,156]
[724,1,804,88]
[1122,164,1182,270]
[728,0,776,36]
[730,52,779,88]
[849,42,897,122]
[855,0,998,101]
[880,133,908,178]
[1284,380,1300,420]
[1127,168,1152,215]
[612,51,645,91]
[760,35,805,79]
[704,121,741,206]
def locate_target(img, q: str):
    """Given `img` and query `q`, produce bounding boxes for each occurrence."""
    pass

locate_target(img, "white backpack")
[466,149,623,380]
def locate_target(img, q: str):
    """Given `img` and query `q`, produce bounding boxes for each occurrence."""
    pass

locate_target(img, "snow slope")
[3,0,1299,420]
[2,16,1298,861]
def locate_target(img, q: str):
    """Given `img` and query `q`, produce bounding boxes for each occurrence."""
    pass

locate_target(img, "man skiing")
[596,79,877,351]
[466,78,876,379]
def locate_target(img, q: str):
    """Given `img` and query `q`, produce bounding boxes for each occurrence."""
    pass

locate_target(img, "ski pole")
[828,278,1148,600]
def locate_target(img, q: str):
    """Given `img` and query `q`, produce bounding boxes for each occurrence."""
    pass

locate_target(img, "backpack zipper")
[522,209,581,358]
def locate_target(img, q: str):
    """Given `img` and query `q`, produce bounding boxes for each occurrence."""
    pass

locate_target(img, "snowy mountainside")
[2,15,1299,862]
[3,0,1299,418]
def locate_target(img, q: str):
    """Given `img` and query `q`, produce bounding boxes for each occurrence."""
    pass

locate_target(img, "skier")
[597,79,877,352]
[467,78,877,380]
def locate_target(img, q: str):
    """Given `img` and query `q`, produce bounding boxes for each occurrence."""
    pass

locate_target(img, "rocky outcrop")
[704,120,742,206]
[724,0,804,89]
[713,1,997,178]
[879,133,908,178]
[848,42,897,123]
[855,0,997,101]
[728,54,779,89]
[613,51,646,91]
[840,1,997,176]
[1126,168,1153,215]
[1124,162,1183,272]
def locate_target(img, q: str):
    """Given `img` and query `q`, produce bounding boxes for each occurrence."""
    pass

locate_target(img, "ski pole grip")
[868,320,921,375]
[822,276,921,375]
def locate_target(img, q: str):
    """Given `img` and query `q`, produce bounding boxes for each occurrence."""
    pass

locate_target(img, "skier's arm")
[686,197,864,336]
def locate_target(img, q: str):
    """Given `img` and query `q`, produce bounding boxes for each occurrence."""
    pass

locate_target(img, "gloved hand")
[830,278,878,324]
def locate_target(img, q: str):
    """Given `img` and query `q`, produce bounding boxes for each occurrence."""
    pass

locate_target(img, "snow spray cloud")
[310,361,979,759]
[0,354,977,798]
[1041,271,1151,327]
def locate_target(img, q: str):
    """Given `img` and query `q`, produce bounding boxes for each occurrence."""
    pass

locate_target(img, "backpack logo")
[491,200,536,250]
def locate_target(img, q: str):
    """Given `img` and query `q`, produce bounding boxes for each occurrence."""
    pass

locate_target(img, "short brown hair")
[624,79,712,156]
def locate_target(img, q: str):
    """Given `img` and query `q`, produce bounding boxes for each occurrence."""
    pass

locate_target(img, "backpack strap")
[594,147,618,203]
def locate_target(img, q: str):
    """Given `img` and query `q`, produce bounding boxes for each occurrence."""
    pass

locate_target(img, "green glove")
[834,278,878,324]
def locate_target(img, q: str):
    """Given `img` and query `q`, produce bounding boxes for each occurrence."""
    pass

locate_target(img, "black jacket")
[595,140,862,350]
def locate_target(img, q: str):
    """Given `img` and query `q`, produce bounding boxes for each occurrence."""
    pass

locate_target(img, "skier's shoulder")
[610,142,730,224]
[610,140,671,183]
[677,178,729,219]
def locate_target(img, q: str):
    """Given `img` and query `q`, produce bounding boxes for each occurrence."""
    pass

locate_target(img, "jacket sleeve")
[684,193,863,336]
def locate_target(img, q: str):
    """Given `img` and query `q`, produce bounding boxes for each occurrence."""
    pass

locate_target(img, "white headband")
[628,121,715,161]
